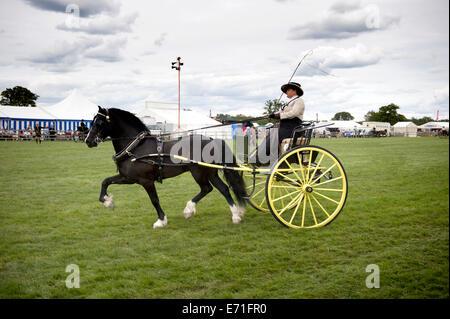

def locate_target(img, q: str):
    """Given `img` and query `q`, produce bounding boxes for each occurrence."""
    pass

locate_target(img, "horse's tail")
[219,140,247,207]
[223,168,247,208]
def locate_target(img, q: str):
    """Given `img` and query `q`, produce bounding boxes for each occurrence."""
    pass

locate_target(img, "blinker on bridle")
[96,111,110,122]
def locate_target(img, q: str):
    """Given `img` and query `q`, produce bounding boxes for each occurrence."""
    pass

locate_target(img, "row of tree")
[363,104,447,126]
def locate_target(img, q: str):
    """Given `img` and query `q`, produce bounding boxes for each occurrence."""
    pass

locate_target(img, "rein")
[157,115,270,137]
[93,114,271,142]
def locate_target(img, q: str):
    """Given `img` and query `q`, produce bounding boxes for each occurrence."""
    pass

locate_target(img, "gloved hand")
[269,113,280,119]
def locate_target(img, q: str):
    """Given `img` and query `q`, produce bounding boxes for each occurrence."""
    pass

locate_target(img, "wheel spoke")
[280,186,286,208]
[310,193,330,217]
[246,180,266,190]
[306,150,313,182]
[315,188,343,192]
[271,189,301,203]
[301,194,307,227]
[289,193,304,224]
[308,153,325,184]
[279,192,303,216]
[297,151,306,181]
[259,194,266,207]
[283,158,303,183]
[314,176,343,187]
[270,185,301,189]
[310,163,337,185]
[280,184,297,201]
[313,190,339,205]
[275,171,302,187]
[252,186,266,198]
[307,194,318,225]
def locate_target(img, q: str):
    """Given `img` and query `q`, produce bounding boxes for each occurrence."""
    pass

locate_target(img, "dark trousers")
[264,118,302,153]
[248,118,302,165]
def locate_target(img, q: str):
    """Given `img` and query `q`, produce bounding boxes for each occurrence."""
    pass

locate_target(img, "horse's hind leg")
[99,174,134,209]
[142,180,168,229]
[208,171,244,224]
[184,167,213,219]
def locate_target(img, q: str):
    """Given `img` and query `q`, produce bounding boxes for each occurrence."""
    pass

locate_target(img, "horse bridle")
[92,110,151,162]
[96,110,110,122]
[86,111,110,144]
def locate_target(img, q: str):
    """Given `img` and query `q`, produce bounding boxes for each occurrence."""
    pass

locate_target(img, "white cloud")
[306,44,382,72]
[288,1,400,39]
[23,37,128,71]
[433,86,449,117]
[56,12,138,35]
[23,0,121,17]
[434,86,449,104]
[84,38,127,62]
[154,33,168,47]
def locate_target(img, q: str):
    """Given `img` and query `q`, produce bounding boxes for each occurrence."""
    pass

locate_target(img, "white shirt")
[278,96,305,120]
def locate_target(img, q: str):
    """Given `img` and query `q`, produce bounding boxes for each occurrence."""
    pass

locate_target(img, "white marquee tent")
[43,89,98,131]
[418,121,449,131]
[392,121,418,137]
[324,120,364,130]
[0,105,57,131]
[0,89,98,132]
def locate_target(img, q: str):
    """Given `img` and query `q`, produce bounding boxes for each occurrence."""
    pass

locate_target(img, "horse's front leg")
[99,174,135,209]
[142,180,167,229]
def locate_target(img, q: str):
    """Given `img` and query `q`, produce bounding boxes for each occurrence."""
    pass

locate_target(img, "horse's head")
[85,106,112,148]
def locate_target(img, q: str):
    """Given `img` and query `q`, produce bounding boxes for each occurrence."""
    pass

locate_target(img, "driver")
[250,82,305,165]
[269,81,305,144]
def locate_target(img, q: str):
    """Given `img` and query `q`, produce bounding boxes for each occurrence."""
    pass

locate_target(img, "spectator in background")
[34,124,42,144]
[49,125,56,141]
[80,119,86,131]
[26,126,32,140]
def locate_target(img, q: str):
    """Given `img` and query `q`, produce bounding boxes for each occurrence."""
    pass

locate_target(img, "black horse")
[85,106,247,228]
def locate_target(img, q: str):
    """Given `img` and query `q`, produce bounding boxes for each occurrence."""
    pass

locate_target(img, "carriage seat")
[279,137,309,156]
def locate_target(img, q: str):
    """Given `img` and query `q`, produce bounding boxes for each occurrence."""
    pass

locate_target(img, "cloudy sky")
[0,0,448,120]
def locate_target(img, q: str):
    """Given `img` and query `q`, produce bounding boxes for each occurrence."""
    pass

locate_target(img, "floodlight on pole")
[171,57,183,129]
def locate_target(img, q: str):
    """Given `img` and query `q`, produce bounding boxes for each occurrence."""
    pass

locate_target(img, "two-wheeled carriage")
[240,122,348,229]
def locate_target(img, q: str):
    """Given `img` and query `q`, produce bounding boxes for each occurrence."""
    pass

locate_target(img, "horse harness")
[111,131,165,183]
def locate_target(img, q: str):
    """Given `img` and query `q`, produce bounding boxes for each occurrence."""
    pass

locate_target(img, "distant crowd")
[0,126,86,142]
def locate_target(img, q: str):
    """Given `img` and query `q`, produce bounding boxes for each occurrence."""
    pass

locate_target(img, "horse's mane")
[108,108,149,132]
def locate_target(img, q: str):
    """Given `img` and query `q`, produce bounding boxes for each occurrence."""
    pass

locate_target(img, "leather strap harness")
[111,130,165,183]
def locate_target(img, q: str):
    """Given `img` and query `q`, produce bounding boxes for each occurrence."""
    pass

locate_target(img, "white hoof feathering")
[103,194,114,209]
[230,205,242,224]
[183,200,196,219]
[153,216,168,229]
[238,206,246,217]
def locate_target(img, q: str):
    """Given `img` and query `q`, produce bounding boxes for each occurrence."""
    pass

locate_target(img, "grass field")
[0,137,448,298]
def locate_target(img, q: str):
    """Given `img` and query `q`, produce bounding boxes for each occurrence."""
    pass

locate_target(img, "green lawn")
[0,137,448,298]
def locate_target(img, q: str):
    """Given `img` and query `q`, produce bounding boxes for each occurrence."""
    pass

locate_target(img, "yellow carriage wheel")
[241,170,270,213]
[265,145,348,229]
